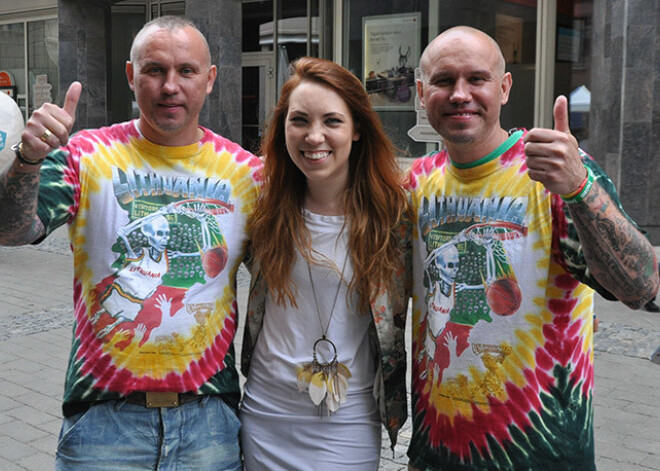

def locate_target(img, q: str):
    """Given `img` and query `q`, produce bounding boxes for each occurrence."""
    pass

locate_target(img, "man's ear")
[416,79,426,108]
[206,65,217,95]
[126,61,135,91]
[500,72,512,106]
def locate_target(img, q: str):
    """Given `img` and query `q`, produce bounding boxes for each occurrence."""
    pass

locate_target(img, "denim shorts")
[55,395,241,471]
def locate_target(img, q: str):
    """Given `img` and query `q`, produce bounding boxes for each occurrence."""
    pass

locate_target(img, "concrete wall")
[55,0,243,143]
[58,0,109,131]
[188,0,243,143]
[590,0,660,243]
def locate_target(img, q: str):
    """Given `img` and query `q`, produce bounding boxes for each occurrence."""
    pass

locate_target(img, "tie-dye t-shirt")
[406,130,625,471]
[36,120,262,414]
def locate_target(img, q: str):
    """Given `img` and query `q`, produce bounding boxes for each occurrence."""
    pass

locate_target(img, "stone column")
[57,0,109,131]
[590,0,660,242]
[187,0,243,143]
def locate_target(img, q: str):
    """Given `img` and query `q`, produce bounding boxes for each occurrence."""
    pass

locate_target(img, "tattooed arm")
[0,162,46,245]
[0,82,82,246]
[566,182,658,309]
[524,95,659,309]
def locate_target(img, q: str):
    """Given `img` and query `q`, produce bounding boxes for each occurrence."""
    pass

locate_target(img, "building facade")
[1,0,658,241]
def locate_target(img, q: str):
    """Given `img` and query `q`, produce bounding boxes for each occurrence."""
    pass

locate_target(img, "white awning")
[570,85,591,113]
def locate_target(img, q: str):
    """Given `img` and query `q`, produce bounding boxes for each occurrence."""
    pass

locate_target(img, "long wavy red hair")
[250,57,409,313]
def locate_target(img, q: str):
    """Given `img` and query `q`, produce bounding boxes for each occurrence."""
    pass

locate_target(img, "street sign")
[408,67,441,144]
[416,110,430,126]
[407,124,442,143]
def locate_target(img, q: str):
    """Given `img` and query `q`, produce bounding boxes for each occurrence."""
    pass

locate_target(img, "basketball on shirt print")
[202,245,228,278]
[486,277,522,316]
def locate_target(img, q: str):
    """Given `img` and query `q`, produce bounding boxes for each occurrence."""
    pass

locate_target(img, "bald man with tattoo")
[405,26,658,471]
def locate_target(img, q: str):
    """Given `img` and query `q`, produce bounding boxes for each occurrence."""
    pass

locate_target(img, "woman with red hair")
[240,57,411,469]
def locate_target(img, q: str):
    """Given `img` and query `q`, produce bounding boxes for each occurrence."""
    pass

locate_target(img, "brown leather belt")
[125,391,205,408]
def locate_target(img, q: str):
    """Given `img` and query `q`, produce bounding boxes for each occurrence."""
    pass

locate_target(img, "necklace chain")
[298,249,352,417]
[307,250,349,339]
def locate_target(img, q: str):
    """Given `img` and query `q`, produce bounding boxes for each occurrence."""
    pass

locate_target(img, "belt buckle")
[145,392,179,408]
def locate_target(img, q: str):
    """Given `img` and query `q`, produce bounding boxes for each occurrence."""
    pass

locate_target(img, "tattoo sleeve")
[567,182,659,309]
[0,164,46,246]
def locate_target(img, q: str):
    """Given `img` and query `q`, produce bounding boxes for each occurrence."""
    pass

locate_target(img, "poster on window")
[363,13,421,110]
[496,14,523,64]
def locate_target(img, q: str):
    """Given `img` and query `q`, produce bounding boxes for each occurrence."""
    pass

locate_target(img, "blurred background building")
[1,0,658,241]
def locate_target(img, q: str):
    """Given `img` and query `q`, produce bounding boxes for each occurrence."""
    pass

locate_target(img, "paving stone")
[2,420,49,444]
[29,433,58,456]
[16,451,55,471]
[1,229,660,470]
[0,436,38,462]
[0,456,27,471]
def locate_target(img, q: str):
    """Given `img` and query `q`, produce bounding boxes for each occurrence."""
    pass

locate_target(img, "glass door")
[241,52,275,155]
[241,0,329,152]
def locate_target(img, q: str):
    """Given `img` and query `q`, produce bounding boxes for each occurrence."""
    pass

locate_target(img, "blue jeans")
[55,396,241,471]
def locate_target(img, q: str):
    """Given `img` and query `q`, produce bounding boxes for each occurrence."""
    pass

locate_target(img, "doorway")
[241,0,332,154]
[241,52,276,155]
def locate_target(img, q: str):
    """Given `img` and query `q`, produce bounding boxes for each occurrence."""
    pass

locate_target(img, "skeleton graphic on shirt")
[423,223,521,382]
[92,201,224,341]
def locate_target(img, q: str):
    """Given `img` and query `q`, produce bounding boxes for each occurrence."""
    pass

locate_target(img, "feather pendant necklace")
[296,251,352,417]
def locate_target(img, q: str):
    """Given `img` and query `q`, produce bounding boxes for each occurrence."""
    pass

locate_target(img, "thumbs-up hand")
[523,95,586,195]
[20,81,82,163]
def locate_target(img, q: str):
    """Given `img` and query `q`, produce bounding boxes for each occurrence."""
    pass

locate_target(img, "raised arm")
[0,82,81,246]
[523,95,659,309]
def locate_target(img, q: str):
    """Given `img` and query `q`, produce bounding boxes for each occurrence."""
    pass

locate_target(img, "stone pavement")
[0,226,659,470]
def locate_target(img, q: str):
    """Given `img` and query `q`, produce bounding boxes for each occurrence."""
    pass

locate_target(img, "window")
[28,19,59,115]
[343,0,431,158]
[0,18,59,121]
[151,0,185,18]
